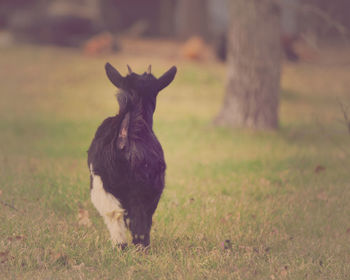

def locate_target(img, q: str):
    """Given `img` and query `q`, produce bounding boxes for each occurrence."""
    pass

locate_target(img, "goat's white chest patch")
[90,164,127,245]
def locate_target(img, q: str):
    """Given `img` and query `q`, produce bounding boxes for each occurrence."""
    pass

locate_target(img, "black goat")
[88,63,176,248]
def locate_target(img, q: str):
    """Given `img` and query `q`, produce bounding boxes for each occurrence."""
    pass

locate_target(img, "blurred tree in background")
[1,0,349,43]
[100,0,168,36]
[299,0,350,38]
[215,0,281,130]
[174,0,209,39]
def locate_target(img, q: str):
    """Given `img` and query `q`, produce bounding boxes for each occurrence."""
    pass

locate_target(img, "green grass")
[1,44,350,279]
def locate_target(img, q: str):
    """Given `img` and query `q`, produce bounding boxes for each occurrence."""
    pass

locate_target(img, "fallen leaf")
[271,227,279,235]
[259,178,271,186]
[7,235,25,243]
[280,266,288,277]
[0,250,9,263]
[78,209,92,227]
[314,165,326,174]
[317,192,328,201]
[220,213,233,223]
[50,252,62,263]
[50,251,69,266]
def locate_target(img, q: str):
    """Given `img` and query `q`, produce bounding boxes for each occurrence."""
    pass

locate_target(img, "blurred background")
[1,1,350,278]
[0,0,349,60]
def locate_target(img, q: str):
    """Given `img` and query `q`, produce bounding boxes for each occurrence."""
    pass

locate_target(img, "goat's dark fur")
[88,63,176,247]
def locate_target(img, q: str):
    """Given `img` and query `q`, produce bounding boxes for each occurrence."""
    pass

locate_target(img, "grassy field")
[0,43,350,279]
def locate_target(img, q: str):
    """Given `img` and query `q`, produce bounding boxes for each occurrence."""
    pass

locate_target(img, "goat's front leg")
[90,165,127,248]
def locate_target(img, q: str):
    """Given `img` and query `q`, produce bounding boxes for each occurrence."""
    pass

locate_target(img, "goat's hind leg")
[128,209,152,248]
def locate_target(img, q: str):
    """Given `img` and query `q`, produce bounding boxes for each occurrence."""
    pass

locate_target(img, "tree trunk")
[215,0,281,130]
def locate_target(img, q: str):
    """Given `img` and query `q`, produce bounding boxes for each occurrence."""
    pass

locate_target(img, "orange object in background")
[181,36,207,61]
[83,32,118,56]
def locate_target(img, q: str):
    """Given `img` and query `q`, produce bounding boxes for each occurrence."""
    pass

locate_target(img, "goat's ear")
[105,62,124,88]
[157,66,177,92]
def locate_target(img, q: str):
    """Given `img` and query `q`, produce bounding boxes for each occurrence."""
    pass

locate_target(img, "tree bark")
[215,0,281,130]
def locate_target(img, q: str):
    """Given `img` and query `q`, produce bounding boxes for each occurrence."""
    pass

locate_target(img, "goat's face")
[105,63,177,117]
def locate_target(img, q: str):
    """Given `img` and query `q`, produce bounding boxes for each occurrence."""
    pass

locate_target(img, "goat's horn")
[147,65,152,74]
[127,65,133,75]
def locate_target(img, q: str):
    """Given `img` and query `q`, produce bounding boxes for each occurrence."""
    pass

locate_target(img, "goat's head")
[105,63,177,116]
